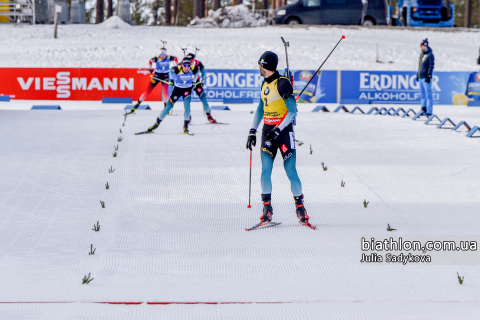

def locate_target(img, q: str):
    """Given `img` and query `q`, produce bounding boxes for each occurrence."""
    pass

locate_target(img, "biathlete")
[246,51,310,225]
[128,47,178,114]
[137,58,199,135]
[184,52,217,124]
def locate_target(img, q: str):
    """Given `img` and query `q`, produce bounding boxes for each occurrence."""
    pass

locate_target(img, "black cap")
[181,57,192,65]
[421,38,428,47]
[258,51,278,72]
[186,53,196,60]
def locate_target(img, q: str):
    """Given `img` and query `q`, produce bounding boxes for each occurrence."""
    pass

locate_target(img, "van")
[273,0,389,26]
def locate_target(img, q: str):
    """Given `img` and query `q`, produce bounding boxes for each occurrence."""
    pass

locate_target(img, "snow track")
[1,106,480,319]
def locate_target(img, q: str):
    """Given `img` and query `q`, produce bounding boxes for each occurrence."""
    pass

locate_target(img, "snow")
[188,5,268,28]
[1,23,480,71]
[0,101,480,318]
[99,16,132,30]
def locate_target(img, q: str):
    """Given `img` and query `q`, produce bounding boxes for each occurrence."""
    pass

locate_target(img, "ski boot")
[295,195,309,223]
[128,102,140,115]
[206,112,217,124]
[183,120,190,134]
[260,194,273,222]
[147,117,161,133]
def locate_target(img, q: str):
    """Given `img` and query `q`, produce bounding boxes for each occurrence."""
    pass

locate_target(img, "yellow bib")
[261,77,289,125]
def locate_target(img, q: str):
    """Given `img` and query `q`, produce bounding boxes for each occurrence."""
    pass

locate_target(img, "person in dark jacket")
[417,38,435,115]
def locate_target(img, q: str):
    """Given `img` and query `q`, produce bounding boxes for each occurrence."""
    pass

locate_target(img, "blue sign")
[292,70,337,103]
[170,69,337,103]
[466,72,480,101]
[341,71,470,105]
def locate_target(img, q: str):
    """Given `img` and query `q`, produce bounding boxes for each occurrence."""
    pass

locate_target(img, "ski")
[183,132,194,136]
[205,122,229,125]
[245,221,281,231]
[299,221,317,230]
[167,113,178,116]
[134,131,153,135]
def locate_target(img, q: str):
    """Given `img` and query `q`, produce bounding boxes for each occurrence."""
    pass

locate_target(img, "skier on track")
[127,47,178,115]
[184,52,218,124]
[138,57,199,135]
[246,51,310,225]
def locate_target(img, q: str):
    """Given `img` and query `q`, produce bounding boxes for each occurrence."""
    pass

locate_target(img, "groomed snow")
[1,23,479,71]
[0,103,480,318]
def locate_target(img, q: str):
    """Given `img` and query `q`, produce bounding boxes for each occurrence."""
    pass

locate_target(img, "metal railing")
[0,0,35,23]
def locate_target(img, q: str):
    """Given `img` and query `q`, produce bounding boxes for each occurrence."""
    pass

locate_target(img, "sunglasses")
[182,64,191,67]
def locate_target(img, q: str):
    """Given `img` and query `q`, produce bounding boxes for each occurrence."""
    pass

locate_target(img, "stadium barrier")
[31,106,61,110]
[103,98,133,103]
[124,105,150,110]
[350,107,365,114]
[466,126,480,137]
[312,106,329,112]
[436,118,456,129]
[452,121,471,132]
[333,105,349,113]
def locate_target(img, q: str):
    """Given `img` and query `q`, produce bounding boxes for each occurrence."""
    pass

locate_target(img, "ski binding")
[299,221,317,230]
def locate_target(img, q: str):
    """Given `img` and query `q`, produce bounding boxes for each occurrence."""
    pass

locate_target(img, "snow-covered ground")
[1,102,480,318]
[1,22,480,71]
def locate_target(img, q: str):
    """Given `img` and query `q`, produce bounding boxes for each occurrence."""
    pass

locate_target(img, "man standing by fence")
[417,38,435,116]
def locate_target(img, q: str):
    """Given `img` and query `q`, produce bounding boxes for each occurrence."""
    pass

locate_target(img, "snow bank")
[100,15,131,29]
[188,4,268,28]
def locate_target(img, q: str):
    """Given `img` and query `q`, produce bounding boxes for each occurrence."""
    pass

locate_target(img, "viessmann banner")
[0,68,336,103]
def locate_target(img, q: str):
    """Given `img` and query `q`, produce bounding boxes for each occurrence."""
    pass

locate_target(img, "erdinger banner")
[466,72,480,102]
[341,71,470,105]
[0,68,157,100]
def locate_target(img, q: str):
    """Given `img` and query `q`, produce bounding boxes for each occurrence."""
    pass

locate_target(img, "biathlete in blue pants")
[246,51,309,224]
[144,58,199,135]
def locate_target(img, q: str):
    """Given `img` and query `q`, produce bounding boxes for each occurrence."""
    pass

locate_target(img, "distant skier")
[185,52,217,124]
[246,51,310,226]
[128,48,178,114]
[137,57,199,135]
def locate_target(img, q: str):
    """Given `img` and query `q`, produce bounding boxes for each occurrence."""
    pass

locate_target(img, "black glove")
[246,129,256,150]
[266,126,281,141]
[149,69,154,74]
[425,76,431,84]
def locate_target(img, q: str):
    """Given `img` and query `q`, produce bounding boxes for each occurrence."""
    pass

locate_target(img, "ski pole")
[295,35,345,101]
[280,37,290,80]
[248,149,252,209]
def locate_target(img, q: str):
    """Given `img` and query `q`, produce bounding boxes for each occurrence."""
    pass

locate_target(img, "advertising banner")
[466,72,480,102]
[341,71,471,105]
[0,68,156,101]
[292,70,337,104]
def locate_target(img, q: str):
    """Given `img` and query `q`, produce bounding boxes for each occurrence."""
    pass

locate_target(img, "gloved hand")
[425,76,431,84]
[266,126,281,141]
[246,129,256,150]
[149,69,154,74]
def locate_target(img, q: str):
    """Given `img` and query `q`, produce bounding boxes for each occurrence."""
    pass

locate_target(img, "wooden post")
[465,0,471,28]
[53,4,61,39]
[214,0,221,10]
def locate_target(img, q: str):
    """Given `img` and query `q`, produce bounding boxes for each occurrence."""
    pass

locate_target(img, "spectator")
[417,38,434,116]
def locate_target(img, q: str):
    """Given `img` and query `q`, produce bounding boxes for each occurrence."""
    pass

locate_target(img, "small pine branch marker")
[89,244,96,255]
[114,144,118,151]
[457,273,464,285]
[109,166,115,173]
[119,128,122,134]
[387,224,396,231]
[122,122,125,127]
[82,273,94,284]
[105,182,109,190]
[100,200,105,208]
[341,180,345,187]
[92,221,100,232]
[310,144,313,155]
[363,199,369,208]
[321,162,327,171]
[112,151,117,158]
[118,137,123,142]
